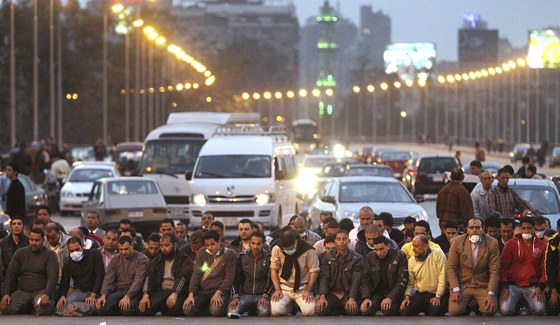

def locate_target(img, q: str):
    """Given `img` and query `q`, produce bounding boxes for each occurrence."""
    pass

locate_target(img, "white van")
[188,126,298,229]
[139,112,260,224]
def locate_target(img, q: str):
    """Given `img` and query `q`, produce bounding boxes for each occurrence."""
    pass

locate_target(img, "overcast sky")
[294,0,560,61]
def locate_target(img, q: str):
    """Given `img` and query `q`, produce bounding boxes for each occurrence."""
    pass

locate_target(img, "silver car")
[307,176,428,229]
[81,177,168,237]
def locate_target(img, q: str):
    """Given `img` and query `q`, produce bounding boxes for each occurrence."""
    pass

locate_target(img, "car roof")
[73,161,116,168]
[98,177,155,183]
[347,164,391,169]
[506,178,557,187]
[337,176,400,183]
[419,154,455,159]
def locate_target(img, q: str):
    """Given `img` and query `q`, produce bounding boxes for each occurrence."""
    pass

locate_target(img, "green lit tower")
[316,1,337,116]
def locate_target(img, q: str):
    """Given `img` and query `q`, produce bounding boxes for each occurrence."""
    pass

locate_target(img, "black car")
[411,155,460,199]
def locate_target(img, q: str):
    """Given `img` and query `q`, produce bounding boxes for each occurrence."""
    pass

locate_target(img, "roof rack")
[213,124,289,142]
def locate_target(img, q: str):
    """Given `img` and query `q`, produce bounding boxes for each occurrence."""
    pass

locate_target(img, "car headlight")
[408,210,428,222]
[255,194,272,205]
[193,194,207,206]
[61,191,74,198]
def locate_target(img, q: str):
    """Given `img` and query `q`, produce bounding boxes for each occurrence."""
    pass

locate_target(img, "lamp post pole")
[49,0,55,139]
[102,12,108,144]
[33,0,39,140]
[10,0,16,146]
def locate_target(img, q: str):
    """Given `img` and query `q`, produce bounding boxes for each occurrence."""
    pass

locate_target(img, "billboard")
[458,29,498,65]
[384,43,436,82]
[528,29,560,68]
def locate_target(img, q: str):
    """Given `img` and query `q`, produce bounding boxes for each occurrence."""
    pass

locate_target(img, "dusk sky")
[294,0,560,61]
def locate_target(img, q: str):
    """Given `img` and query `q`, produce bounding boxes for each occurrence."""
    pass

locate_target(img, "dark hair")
[288,215,300,225]
[10,215,24,225]
[36,205,51,216]
[250,230,266,242]
[87,211,100,220]
[176,222,186,228]
[147,233,161,243]
[519,216,535,227]
[500,218,515,228]
[77,226,88,236]
[326,220,339,230]
[527,164,537,174]
[335,229,349,237]
[30,227,45,237]
[338,218,355,232]
[120,227,136,238]
[279,229,297,248]
[373,215,384,225]
[403,216,417,225]
[415,220,431,233]
[160,218,175,227]
[118,235,134,245]
[405,229,414,238]
[161,232,178,244]
[469,160,483,169]
[238,218,253,226]
[450,167,464,181]
[484,217,500,228]
[7,162,19,174]
[533,216,546,226]
[522,156,530,164]
[210,220,224,232]
[544,229,557,238]
[105,228,119,237]
[373,236,389,246]
[67,236,83,248]
[119,218,132,226]
[379,212,394,227]
[444,220,459,229]
[45,222,60,232]
[203,230,221,242]
[324,234,336,244]
[322,216,335,225]
[557,218,560,228]
[33,218,47,227]
[190,230,206,244]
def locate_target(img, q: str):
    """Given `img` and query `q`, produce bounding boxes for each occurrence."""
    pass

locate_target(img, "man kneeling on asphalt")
[138,233,193,316]
[270,229,319,316]
[183,230,237,317]
[316,230,363,316]
[228,230,272,317]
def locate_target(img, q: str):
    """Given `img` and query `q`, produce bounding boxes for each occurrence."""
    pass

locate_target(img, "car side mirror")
[186,171,193,181]
[415,196,425,203]
[321,196,336,204]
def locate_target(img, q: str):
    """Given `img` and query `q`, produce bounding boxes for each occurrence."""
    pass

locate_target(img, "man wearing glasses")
[447,217,500,316]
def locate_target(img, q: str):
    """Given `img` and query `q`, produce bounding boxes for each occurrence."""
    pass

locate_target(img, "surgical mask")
[283,248,296,255]
[536,231,545,239]
[469,235,480,244]
[299,233,306,238]
[70,251,83,262]
[522,233,533,240]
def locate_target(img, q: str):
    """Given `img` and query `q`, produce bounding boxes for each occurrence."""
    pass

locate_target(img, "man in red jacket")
[499,217,547,315]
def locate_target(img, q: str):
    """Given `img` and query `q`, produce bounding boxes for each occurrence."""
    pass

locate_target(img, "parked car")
[59,162,120,216]
[510,143,531,162]
[550,147,560,167]
[402,153,422,191]
[307,176,428,229]
[411,155,460,199]
[81,177,168,238]
[112,142,143,176]
[377,150,413,179]
[462,161,503,177]
[346,164,393,178]
[0,173,48,218]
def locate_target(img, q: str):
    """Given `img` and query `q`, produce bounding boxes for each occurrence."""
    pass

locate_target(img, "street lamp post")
[33,0,39,140]
[102,12,108,145]
[10,0,16,146]
[400,111,407,142]
[49,0,55,139]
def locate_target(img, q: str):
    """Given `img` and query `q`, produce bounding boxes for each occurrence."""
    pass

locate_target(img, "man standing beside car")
[486,167,536,219]
[436,168,474,234]
[5,162,26,225]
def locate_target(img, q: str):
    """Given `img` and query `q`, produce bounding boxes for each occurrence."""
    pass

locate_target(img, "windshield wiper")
[197,171,226,178]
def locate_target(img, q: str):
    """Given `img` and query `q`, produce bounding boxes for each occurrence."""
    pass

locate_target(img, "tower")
[316,1,337,117]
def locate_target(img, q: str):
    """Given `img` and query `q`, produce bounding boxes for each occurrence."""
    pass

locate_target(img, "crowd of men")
[0,199,559,318]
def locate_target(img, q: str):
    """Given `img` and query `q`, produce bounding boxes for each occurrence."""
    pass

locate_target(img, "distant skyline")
[294,0,560,61]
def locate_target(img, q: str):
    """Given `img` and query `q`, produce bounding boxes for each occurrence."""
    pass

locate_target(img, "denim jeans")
[66,289,91,304]
[499,284,546,316]
[229,293,269,316]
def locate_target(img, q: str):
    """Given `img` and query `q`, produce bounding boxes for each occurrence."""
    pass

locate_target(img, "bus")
[139,112,260,224]
[291,119,319,153]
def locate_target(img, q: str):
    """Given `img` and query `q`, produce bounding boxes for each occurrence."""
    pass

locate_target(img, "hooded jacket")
[500,234,546,288]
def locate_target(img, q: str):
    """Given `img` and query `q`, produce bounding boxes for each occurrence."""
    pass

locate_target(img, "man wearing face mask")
[360,236,408,316]
[290,216,322,246]
[499,217,546,316]
[183,230,237,317]
[400,235,448,316]
[533,216,549,240]
[270,229,319,316]
[56,237,105,312]
[138,233,193,316]
[447,217,500,316]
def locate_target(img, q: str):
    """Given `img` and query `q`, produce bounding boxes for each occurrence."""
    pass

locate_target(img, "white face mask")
[469,235,480,244]
[522,233,533,240]
[535,231,545,239]
[70,251,83,262]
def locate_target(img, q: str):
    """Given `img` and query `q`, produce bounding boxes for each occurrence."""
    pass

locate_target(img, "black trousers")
[137,289,187,316]
[362,292,401,316]
[400,292,449,316]
[316,293,359,316]
[183,290,228,317]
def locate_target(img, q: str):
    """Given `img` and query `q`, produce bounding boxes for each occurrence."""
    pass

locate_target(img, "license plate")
[432,176,443,182]
[169,207,183,217]
[128,209,143,218]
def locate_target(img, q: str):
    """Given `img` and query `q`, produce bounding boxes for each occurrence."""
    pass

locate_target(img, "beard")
[163,249,176,260]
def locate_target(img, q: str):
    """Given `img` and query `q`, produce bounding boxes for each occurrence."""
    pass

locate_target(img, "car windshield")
[510,185,560,214]
[347,167,393,177]
[381,151,410,161]
[69,169,114,182]
[339,181,414,203]
[418,158,457,173]
[195,155,272,178]
[304,156,336,167]
[140,139,205,175]
[116,151,142,163]
[108,180,159,195]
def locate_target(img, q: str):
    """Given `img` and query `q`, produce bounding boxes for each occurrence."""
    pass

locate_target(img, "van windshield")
[140,139,206,175]
[195,155,272,178]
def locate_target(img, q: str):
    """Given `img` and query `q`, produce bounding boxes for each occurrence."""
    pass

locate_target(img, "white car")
[307,176,428,229]
[59,162,120,215]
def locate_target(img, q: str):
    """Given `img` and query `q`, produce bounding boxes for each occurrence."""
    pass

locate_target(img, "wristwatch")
[435,294,442,298]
